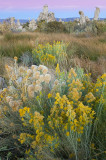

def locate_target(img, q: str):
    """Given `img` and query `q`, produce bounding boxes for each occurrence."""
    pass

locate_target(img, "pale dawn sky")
[0,0,106,19]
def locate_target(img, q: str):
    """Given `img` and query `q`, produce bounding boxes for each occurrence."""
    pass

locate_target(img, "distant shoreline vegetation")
[0,18,106,24]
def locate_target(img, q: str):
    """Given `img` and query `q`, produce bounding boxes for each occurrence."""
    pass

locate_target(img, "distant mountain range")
[0,18,105,23]
[56,18,105,22]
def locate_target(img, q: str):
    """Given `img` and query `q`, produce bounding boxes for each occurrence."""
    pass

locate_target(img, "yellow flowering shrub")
[41,53,56,66]
[48,93,95,135]
[32,41,68,67]
[0,58,105,159]
[18,107,59,159]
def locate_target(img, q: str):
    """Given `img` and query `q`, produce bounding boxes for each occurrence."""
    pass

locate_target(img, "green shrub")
[94,21,106,35]
[35,21,67,33]
[45,21,67,33]
[36,20,47,32]
[64,21,78,33]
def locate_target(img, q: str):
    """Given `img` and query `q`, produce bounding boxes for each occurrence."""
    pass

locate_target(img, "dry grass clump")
[66,56,106,80]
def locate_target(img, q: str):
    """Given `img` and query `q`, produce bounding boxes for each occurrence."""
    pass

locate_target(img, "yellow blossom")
[56,64,60,75]
[66,132,70,136]
[48,93,52,99]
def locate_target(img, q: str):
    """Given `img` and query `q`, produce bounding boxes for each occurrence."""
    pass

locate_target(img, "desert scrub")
[32,41,68,67]
[0,58,52,158]
[0,59,106,159]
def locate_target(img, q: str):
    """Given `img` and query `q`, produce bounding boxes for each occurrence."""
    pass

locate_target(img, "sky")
[0,0,106,19]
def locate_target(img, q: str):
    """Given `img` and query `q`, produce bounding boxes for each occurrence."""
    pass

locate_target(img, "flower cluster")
[5,61,51,103]
[48,93,95,135]
[19,106,59,158]
[41,53,56,65]
[32,41,68,67]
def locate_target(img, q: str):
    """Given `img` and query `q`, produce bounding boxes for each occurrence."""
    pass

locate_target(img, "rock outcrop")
[79,11,90,25]
[85,16,90,22]
[79,11,86,25]
[59,18,62,22]
[17,19,21,27]
[16,19,23,30]
[37,5,56,22]
[10,17,16,29]
[9,18,23,31]
[29,19,37,31]
[59,18,65,23]
[94,7,100,20]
